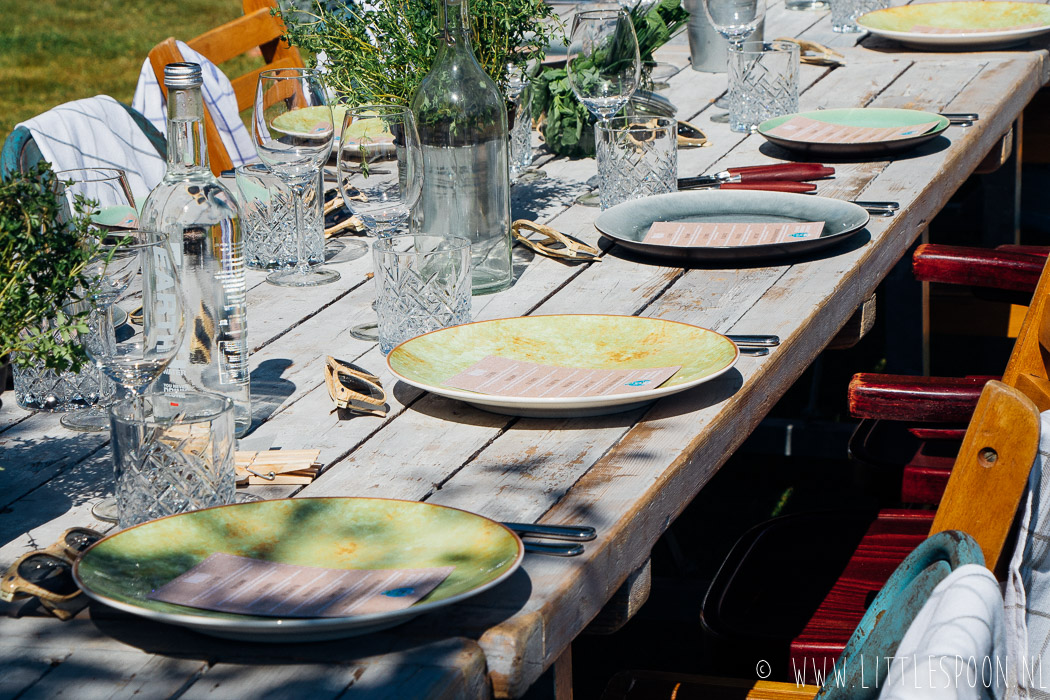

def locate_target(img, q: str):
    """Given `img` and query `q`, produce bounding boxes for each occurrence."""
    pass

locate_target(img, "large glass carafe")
[410,0,513,295]
[139,63,251,435]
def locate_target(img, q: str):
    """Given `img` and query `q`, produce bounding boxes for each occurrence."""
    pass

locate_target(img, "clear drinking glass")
[567,9,642,124]
[235,164,327,270]
[831,0,888,32]
[507,64,544,183]
[373,235,472,355]
[110,391,235,528]
[728,41,800,133]
[253,67,340,287]
[336,105,423,342]
[595,116,678,210]
[705,0,766,109]
[89,237,186,398]
[52,168,138,431]
[85,235,186,523]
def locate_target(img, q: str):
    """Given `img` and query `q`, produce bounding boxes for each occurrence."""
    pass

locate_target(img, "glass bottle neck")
[441,0,472,49]
[165,86,210,175]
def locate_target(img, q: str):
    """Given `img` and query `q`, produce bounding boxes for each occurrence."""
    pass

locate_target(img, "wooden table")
[3,3,1048,697]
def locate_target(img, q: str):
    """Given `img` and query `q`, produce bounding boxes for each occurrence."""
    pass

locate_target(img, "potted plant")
[532,0,690,158]
[279,0,562,105]
[0,163,104,407]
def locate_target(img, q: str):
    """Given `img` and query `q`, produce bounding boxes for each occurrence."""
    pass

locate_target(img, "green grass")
[0,0,249,145]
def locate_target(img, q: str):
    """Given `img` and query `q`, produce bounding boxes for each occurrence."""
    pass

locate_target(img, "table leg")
[522,645,573,700]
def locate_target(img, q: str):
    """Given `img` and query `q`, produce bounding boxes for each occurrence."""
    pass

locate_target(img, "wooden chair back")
[146,0,304,175]
[929,257,1050,571]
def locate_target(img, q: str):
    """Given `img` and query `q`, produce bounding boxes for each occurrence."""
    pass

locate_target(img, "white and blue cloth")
[132,40,256,169]
[14,95,167,204]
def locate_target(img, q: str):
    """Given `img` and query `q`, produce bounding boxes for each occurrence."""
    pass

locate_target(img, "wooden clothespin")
[512,220,601,263]
[235,449,322,485]
[324,356,388,417]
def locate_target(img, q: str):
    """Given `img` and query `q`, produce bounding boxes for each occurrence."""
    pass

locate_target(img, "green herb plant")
[279,0,561,106]
[533,0,689,158]
[0,163,105,373]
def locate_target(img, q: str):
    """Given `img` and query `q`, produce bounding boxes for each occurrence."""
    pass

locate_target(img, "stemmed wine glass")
[705,0,766,109]
[253,67,340,287]
[54,168,140,433]
[335,105,423,342]
[566,9,641,125]
[566,9,641,205]
[86,234,186,522]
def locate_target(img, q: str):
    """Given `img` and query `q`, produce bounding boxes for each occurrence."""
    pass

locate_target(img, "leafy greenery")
[279,0,561,105]
[0,163,104,372]
[532,0,689,158]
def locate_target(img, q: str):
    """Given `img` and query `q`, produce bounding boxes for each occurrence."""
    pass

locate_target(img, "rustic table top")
[3,3,1049,697]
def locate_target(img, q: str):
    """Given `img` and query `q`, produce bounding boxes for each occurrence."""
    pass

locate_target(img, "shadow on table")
[77,566,535,661]
[512,175,592,221]
[393,367,743,430]
[0,434,110,547]
[756,134,952,163]
[597,230,873,270]
[246,358,297,434]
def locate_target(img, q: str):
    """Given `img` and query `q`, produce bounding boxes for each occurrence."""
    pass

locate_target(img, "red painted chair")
[698,251,1050,686]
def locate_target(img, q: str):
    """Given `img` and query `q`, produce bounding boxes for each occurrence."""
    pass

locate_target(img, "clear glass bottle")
[410,0,513,295]
[140,63,251,435]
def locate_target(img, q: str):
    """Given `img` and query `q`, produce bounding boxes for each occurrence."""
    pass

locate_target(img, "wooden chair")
[603,529,993,699]
[145,0,304,176]
[698,254,1050,685]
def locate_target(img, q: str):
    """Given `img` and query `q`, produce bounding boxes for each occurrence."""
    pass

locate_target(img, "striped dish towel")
[1006,410,1050,700]
[132,40,256,169]
[15,95,166,204]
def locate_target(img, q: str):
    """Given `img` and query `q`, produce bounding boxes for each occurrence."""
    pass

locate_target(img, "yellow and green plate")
[74,497,523,641]
[857,2,1050,49]
[386,314,740,417]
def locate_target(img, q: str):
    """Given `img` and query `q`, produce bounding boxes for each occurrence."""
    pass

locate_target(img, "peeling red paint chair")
[687,252,1050,690]
[849,242,1048,506]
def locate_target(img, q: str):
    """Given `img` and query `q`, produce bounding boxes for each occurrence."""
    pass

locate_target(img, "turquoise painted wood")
[816,530,985,699]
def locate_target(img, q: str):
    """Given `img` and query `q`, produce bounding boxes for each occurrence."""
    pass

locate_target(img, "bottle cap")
[164,63,203,89]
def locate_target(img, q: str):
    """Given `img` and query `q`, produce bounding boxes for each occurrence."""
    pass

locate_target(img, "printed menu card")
[444,356,681,398]
[643,221,825,247]
[912,23,1041,34]
[766,115,940,144]
[148,552,453,618]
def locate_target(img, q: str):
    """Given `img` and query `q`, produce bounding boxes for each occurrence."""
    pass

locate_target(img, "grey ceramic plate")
[594,190,870,262]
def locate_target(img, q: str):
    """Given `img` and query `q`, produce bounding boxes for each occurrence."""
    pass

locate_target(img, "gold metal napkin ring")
[775,37,846,66]
[678,119,709,148]
[512,220,601,263]
[324,356,388,417]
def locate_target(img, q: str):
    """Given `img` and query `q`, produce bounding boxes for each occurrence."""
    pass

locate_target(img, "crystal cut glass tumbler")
[728,40,799,133]
[830,0,888,32]
[595,116,678,211]
[13,300,106,412]
[373,235,472,355]
[235,164,324,270]
[110,392,235,528]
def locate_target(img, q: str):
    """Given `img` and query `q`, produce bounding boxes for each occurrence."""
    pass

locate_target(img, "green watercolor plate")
[386,314,739,418]
[73,497,523,642]
[758,108,950,156]
[857,1,1050,49]
[270,105,345,138]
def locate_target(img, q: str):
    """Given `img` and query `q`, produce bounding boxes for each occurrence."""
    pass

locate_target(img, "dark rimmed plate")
[594,190,869,262]
[757,108,950,157]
